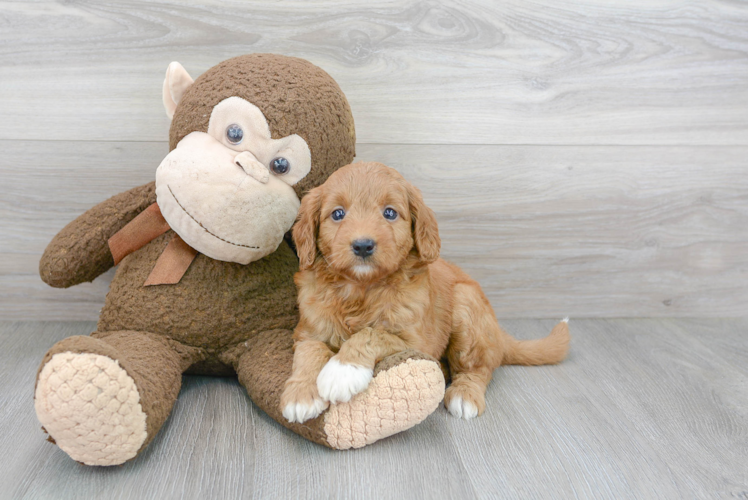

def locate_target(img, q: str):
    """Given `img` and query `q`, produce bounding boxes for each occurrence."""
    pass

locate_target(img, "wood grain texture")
[2,140,746,319]
[2,319,746,499]
[452,318,748,498]
[0,0,747,145]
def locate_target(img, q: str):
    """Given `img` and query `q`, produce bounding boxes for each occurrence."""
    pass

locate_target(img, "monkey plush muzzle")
[156,131,301,265]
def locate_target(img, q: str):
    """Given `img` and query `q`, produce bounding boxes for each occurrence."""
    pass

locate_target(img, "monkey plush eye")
[226,124,244,144]
[331,208,346,221]
[383,207,398,220]
[270,157,290,175]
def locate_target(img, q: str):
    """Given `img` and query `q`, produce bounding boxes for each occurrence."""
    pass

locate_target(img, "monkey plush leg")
[317,326,409,404]
[34,331,202,466]
[234,329,446,450]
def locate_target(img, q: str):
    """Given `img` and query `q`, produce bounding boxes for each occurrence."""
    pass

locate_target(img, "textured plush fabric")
[39,182,157,288]
[324,357,446,450]
[97,230,300,357]
[36,332,202,459]
[36,352,148,466]
[169,54,356,199]
[375,349,451,384]
[234,328,330,446]
[373,349,436,376]
[156,128,303,264]
[34,54,441,464]
[235,331,446,449]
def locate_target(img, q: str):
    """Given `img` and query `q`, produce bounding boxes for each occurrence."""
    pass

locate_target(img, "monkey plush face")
[156,97,312,264]
[156,54,356,264]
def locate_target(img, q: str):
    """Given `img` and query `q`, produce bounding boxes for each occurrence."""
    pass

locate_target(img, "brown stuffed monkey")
[34,54,446,466]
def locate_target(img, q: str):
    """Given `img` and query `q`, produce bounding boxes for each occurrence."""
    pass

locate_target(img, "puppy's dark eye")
[331,208,346,221]
[226,124,243,144]
[383,207,398,220]
[271,157,290,175]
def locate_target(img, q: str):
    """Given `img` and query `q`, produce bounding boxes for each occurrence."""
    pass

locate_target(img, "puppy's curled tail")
[501,318,570,366]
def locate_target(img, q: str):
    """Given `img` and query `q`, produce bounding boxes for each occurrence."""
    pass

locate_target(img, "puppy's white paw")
[282,397,328,423]
[317,358,373,404]
[447,395,479,420]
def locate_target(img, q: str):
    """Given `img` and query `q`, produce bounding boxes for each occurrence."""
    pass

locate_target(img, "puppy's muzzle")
[351,238,376,258]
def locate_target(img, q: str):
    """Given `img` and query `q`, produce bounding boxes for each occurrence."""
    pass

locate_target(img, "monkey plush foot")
[238,331,446,450]
[35,332,193,466]
[322,351,446,449]
[35,352,148,466]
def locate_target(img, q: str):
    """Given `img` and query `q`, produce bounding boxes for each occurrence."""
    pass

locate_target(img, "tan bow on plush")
[108,203,197,286]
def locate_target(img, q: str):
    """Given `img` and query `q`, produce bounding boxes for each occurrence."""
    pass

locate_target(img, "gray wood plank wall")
[1,0,747,319]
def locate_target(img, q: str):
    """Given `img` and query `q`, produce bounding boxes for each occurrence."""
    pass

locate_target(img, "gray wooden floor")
[2,319,746,499]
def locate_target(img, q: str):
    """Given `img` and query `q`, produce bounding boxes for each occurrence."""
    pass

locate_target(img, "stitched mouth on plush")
[166,184,259,250]
[155,131,302,265]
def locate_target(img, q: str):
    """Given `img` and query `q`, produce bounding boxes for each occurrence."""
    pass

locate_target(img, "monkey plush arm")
[39,182,157,288]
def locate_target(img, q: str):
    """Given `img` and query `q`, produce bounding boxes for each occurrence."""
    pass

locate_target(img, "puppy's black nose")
[351,239,376,258]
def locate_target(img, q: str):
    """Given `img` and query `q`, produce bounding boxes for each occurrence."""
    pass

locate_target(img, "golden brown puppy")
[281,162,570,423]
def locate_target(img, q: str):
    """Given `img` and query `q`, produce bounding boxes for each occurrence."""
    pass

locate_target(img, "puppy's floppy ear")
[407,183,440,264]
[293,187,322,270]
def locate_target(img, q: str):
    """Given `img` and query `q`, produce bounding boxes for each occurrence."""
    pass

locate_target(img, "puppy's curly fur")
[281,162,570,422]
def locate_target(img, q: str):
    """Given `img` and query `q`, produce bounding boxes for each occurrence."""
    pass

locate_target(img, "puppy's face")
[317,169,413,281]
[294,162,440,283]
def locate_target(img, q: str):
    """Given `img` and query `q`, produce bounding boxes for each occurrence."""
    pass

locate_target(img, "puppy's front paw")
[283,398,328,423]
[281,382,328,423]
[317,357,373,404]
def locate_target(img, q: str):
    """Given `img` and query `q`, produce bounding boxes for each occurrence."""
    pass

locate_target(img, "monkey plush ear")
[293,187,322,270]
[407,184,441,265]
[162,62,194,120]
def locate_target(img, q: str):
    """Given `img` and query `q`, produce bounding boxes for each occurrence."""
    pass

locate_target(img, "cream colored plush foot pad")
[35,352,148,466]
[324,358,446,449]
